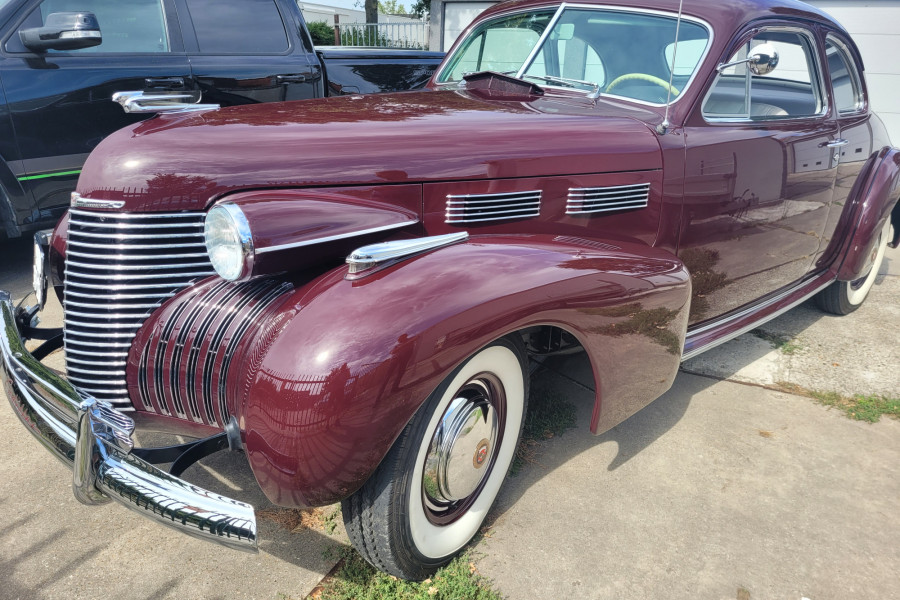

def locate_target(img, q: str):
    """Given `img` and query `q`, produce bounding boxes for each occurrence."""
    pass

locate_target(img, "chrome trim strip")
[681,275,834,361]
[67,259,212,271]
[0,291,257,551]
[347,232,469,275]
[68,218,204,229]
[65,270,215,281]
[69,209,202,220]
[66,249,209,261]
[67,239,203,250]
[254,219,417,254]
[69,230,205,240]
[70,194,125,210]
[447,190,542,201]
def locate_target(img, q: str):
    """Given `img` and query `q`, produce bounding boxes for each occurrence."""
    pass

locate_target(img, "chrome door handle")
[276,74,306,83]
[825,138,850,148]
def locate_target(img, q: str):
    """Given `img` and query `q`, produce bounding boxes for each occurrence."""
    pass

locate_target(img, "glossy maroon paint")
[218,187,422,277]
[66,0,897,513]
[835,147,900,280]
[228,235,689,507]
[76,92,662,213]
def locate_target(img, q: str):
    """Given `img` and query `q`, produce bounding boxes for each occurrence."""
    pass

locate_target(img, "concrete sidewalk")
[476,246,900,600]
[477,362,899,600]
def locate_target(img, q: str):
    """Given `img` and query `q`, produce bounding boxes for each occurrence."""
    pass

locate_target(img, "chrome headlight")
[204,204,254,281]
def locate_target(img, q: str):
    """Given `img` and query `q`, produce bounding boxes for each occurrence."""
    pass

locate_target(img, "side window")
[703,29,824,120]
[14,0,169,53]
[448,27,543,79]
[184,0,288,54]
[825,36,864,114]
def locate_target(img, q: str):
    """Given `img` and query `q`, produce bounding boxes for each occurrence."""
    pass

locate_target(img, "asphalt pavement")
[1,235,897,600]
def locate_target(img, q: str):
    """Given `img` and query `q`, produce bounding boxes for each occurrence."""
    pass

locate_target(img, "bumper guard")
[0,290,258,552]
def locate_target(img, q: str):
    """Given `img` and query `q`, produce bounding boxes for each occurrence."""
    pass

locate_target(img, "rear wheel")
[342,336,528,580]
[816,219,891,315]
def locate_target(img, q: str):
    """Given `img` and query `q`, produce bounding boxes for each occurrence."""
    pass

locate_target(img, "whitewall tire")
[342,336,528,580]
[817,219,891,315]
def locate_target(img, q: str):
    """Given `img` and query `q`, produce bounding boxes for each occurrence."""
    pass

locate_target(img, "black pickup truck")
[0,0,443,238]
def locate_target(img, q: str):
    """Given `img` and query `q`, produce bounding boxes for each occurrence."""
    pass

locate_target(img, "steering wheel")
[605,73,679,96]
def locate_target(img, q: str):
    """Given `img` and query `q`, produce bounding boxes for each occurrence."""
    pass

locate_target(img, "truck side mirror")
[20,12,101,53]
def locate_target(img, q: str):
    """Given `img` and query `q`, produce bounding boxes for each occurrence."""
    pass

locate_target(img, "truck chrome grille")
[445,190,541,224]
[566,183,650,215]
[64,209,214,409]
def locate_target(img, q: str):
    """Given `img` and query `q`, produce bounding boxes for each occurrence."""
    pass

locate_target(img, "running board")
[681,271,835,361]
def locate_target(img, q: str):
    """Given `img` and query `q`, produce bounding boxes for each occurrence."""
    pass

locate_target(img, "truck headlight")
[204,204,254,281]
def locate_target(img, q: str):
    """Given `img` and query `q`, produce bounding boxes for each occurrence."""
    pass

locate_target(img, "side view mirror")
[20,12,101,53]
[717,43,780,76]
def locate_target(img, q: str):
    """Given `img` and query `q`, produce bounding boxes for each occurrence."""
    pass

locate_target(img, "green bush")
[308,21,336,46]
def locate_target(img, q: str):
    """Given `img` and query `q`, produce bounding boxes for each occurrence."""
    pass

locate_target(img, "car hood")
[77,89,663,212]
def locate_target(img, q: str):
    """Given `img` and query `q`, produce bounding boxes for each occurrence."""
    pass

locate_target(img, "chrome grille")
[64,208,214,409]
[445,190,541,224]
[566,183,650,215]
[134,278,291,427]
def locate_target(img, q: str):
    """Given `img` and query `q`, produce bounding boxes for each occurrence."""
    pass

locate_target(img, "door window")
[703,29,824,120]
[825,36,864,114]
[18,0,170,53]
[184,0,288,54]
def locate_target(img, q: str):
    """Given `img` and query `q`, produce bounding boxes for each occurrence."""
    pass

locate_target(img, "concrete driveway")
[1,235,898,600]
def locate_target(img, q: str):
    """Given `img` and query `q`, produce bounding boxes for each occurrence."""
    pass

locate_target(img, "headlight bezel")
[204,203,255,281]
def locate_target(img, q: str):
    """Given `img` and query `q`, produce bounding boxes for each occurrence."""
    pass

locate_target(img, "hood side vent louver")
[445,190,541,224]
[566,183,650,215]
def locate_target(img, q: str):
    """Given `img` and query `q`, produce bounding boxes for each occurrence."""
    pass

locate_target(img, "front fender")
[237,234,691,507]
[836,147,900,280]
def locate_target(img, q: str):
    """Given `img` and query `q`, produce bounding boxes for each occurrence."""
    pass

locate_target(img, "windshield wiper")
[521,74,600,97]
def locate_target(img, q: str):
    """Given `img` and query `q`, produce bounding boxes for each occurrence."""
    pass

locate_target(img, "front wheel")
[816,219,891,315]
[342,336,528,580]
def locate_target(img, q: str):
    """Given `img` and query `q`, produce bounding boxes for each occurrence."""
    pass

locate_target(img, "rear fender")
[238,234,691,507]
[836,147,900,280]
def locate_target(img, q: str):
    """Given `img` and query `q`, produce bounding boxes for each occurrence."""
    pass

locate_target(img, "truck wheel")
[342,336,528,580]
[816,219,891,315]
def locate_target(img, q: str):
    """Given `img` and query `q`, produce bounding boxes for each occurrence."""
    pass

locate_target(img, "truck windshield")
[437,6,711,106]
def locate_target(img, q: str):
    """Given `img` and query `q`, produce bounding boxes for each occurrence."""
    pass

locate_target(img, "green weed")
[313,550,502,600]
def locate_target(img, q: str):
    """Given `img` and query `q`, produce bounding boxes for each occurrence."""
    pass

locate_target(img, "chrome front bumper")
[0,290,258,552]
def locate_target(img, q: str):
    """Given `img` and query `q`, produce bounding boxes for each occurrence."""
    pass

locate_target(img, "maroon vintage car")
[1,0,897,581]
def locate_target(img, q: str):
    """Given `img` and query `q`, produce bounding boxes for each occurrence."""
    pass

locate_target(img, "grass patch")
[510,379,577,476]
[311,550,502,600]
[776,382,900,423]
[750,329,803,355]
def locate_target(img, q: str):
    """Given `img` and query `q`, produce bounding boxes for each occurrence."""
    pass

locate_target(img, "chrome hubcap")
[423,377,501,518]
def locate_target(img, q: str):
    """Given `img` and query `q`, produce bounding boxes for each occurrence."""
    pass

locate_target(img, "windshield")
[437,6,711,105]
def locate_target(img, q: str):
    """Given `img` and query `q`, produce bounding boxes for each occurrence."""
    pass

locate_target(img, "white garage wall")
[806,1,900,145]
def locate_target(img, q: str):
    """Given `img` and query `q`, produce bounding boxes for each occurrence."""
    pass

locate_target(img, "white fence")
[335,21,431,50]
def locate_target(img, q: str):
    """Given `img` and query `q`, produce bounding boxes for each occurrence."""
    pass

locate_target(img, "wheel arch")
[834,146,900,281]
[237,234,691,507]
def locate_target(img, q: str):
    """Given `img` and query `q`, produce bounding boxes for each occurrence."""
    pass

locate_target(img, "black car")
[0,0,443,238]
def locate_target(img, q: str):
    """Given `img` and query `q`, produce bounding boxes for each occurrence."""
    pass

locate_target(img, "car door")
[175,0,322,106]
[0,0,192,226]
[679,25,839,324]
[812,32,876,271]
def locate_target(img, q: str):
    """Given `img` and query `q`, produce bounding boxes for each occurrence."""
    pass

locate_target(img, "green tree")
[307,21,335,46]
[378,0,407,14]
[411,0,429,18]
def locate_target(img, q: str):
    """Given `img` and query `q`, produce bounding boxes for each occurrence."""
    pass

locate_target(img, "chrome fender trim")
[0,291,258,552]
